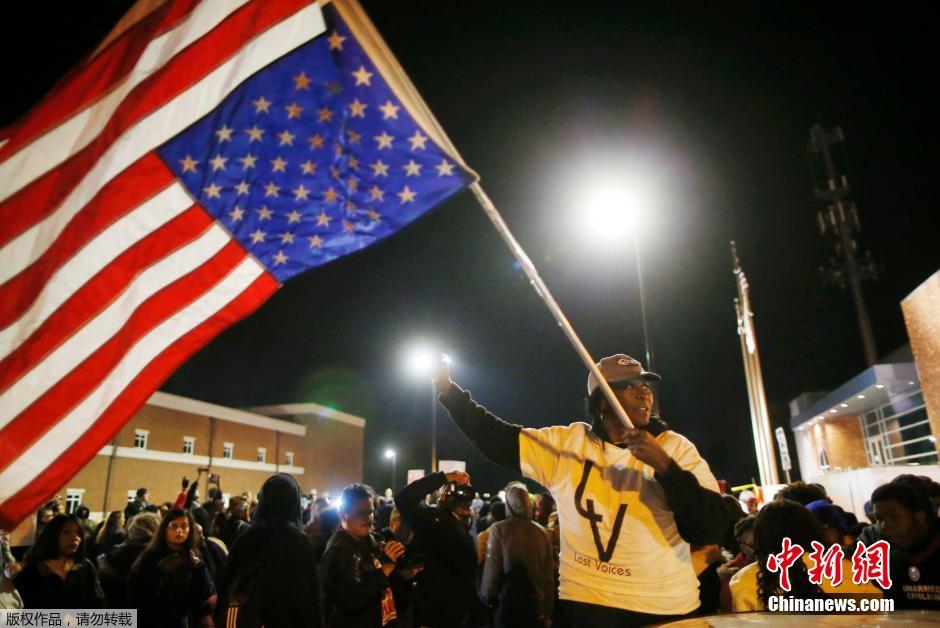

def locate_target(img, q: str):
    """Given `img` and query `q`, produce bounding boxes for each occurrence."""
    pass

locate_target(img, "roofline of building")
[247,402,366,428]
[789,362,920,430]
[148,391,307,436]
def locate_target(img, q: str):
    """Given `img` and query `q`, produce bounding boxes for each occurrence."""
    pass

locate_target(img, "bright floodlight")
[384,449,396,459]
[403,343,435,378]
[582,178,654,244]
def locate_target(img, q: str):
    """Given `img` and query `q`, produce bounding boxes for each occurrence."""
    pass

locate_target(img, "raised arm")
[434,356,523,474]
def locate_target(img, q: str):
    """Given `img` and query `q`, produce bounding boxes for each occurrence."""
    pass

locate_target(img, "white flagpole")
[469,182,635,430]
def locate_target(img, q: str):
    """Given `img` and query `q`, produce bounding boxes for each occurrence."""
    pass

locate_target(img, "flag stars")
[209,154,228,171]
[403,160,422,177]
[179,155,199,172]
[436,159,455,176]
[203,182,222,199]
[300,160,317,175]
[347,177,359,192]
[285,102,304,119]
[343,220,355,233]
[347,130,362,145]
[215,125,234,142]
[229,206,245,222]
[239,154,258,169]
[270,156,288,173]
[292,71,311,90]
[324,187,339,203]
[347,156,360,170]
[252,96,272,113]
[273,250,288,265]
[330,166,341,180]
[352,65,373,86]
[316,211,332,227]
[317,107,334,122]
[293,184,311,201]
[279,231,295,245]
[398,186,416,204]
[308,134,325,149]
[408,131,429,150]
[308,234,323,248]
[246,126,265,142]
[367,209,381,222]
[374,131,394,149]
[369,186,384,201]
[277,129,296,146]
[286,209,302,224]
[328,31,346,51]
[379,101,400,120]
[249,229,266,244]
[234,181,251,195]
[348,99,367,118]
[370,160,389,177]
[264,182,280,197]
[255,206,273,220]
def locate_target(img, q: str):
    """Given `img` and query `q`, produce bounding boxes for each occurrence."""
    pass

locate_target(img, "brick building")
[9,391,364,546]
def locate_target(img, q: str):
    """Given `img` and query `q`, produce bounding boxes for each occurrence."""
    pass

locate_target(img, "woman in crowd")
[729,499,880,611]
[128,509,215,627]
[13,514,104,608]
[95,511,126,558]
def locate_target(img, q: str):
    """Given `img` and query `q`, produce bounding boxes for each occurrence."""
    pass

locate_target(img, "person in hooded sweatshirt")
[98,512,161,607]
[215,473,320,628]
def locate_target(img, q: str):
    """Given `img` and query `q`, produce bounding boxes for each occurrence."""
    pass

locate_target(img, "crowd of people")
[1,352,939,625]
[2,472,940,626]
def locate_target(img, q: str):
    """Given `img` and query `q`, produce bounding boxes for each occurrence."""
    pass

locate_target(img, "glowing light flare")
[384,449,396,459]
[580,177,656,244]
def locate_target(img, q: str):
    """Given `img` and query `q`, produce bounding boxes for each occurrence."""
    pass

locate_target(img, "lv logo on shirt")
[574,460,628,562]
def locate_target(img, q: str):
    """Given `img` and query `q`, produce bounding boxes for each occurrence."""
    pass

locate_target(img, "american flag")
[0,0,475,528]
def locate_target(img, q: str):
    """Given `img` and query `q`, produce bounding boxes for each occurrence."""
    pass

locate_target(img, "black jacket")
[14,559,104,609]
[395,472,480,627]
[438,383,727,546]
[127,550,215,628]
[321,529,394,628]
[215,473,320,628]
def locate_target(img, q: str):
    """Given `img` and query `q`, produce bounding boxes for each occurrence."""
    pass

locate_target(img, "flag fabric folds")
[0,0,475,528]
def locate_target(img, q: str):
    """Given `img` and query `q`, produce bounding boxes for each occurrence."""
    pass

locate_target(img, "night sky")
[3,2,937,495]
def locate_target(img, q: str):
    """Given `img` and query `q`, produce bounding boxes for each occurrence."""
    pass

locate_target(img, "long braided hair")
[754,499,828,606]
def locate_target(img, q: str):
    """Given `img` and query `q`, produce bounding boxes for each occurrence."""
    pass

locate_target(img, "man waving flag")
[0,0,475,528]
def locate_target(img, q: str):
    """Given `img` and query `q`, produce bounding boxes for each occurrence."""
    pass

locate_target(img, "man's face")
[451,503,472,528]
[874,499,928,550]
[604,379,654,427]
[342,497,374,540]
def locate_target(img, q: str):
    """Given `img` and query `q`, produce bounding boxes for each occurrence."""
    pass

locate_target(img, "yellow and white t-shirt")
[519,422,719,615]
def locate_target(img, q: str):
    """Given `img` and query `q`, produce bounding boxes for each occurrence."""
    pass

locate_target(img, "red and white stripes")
[0,0,326,528]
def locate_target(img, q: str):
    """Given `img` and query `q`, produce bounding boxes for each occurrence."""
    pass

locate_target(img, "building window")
[222,442,234,459]
[182,436,195,455]
[65,489,84,515]
[257,447,266,463]
[285,451,294,466]
[134,429,149,449]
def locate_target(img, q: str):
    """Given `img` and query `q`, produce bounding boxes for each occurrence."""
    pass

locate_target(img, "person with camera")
[321,483,405,627]
[394,470,480,627]
[433,354,727,626]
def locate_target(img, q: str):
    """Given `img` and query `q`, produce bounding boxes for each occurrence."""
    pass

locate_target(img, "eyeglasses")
[168,523,190,532]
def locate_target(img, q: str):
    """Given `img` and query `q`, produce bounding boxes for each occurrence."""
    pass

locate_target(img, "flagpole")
[469,182,634,430]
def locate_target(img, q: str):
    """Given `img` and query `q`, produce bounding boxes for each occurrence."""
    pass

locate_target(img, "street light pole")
[430,383,437,473]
